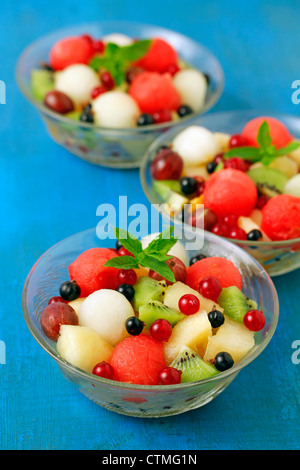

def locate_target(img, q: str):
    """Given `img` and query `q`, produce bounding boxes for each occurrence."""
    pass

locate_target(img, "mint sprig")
[104,226,178,282]
[224,121,300,166]
[89,39,152,87]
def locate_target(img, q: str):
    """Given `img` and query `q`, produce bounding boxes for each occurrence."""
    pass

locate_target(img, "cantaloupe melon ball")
[78,289,134,345]
[102,33,133,47]
[55,64,101,106]
[141,232,188,266]
[172,125,221,167]
[92,91,140,128]
[173,69,207,112]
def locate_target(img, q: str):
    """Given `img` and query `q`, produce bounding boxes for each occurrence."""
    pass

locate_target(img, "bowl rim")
[22,227,279,392]
[16,20,224,134]
[139,109,300,247]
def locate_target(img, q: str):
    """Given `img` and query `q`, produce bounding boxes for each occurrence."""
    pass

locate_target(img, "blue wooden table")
[1,0,300,450]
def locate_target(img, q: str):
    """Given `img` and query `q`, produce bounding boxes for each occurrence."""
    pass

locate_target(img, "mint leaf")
[113,227,143,258]
[140,255,176,283]
[256,121,272,150]
[274,141,300,157]
[104,255,140,269]
[120,39,152,61]
[144,226,177,257]
[224,146,261,162]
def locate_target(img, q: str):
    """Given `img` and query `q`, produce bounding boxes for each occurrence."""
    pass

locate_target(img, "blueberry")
[59,280,81,301]
[125,316,144,335]
[180,177,198,195]
[189,253,207,266]
[137,113,154,126]
[116,240,123,250]
[214,352,234,371]
[117,284,135,302]
[80,104,94,123]
[247,229,263,241]
[208,310,225,328]
[206,161,217,174]
[178,105,193,118]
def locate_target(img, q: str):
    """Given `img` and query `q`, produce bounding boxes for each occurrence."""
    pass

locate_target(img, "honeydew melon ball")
[92,91,140,128]
[55,64,100,106]
[172,125,221,167]
[141,232,188,266]
[78,289,134,345]
[284,173,300,197]
[103,33,133,47]
[173,69,207,112]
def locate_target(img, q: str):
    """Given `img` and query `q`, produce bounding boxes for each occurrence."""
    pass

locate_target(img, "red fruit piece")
[203,168,258,218]
[186,256,243,291]
[260,194,300,241]
[49,36,95,71]
[149,256,187,285]
[157,367,182,385]
[44,90,74,114]
[40,302,78,341]
[109,335,166,385]
[68,248,120,297]
[198,276,222,302]
[229,134,250,148]
[243,310,265,331]
[92,361,115,379]
[241,116,292,149]
[224,157,251,172]
[150,148,183,180]
[134,38,178,73]
[129,71,181,114]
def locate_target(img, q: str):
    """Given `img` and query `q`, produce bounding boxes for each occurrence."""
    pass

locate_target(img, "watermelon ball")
[242,116,293,149]
[134,37,178,73]
[129,71,181,114]
[203,168,258,218]
[109,335,166,385]
[186,256,243,291]
[68,248,120,297]
[49,36,95,71]
[260,194,300,241]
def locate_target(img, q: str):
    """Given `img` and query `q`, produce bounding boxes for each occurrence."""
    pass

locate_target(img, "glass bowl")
[140,110,300,277]
[16,21,224,169]
[22,227,278,418]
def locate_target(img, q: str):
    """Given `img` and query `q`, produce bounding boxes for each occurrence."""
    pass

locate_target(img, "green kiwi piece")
[152,179,182,201]
[247,166,288,197]
[133,276,166,311]
[170,346,218,382]
[217,286,257,323]
[139,300,185,328]
[31,69,54,101]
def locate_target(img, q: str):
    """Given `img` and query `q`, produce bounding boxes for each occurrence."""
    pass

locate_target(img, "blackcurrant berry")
[116,240,123,250]
[117,284,135,301]
[214,352,234,371]
[125,316,144,336]
[206,161,217,174]
[80,106,94,123]
[59,280,81,301]
[137,113,154,126]
[189,253,207,266]
[180,177,198,195]
[208,310,225,328]
[177,105,193,118]
[247,229,263,241]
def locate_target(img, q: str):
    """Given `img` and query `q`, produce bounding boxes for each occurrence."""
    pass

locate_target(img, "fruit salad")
[31,32,209,129]
[150,116,300,242]
[40,227,265,386]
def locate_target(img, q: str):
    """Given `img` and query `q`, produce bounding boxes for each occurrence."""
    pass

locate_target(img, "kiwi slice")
[217,286,257,323]
[247,166,288,197]
[139,300,185,328]
[133,276,166,311]
[152,180,182,201]
[31,69,54,101]
[170,346,218,383]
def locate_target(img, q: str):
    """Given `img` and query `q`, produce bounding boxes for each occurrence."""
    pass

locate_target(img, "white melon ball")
[284,173,300,197]
[173,69,207,112]
[78,289,134,345]
[172,125,221,167]
[92,91,140,128]
[141,232,188,266]
[55,64,100,107]
[103,33,133,47]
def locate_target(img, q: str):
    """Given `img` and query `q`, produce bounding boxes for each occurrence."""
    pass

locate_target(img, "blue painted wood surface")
[0,0,300,450]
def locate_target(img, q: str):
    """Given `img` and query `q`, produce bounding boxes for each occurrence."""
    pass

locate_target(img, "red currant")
[222,214,238,227]
[81,34,94,45]
[92,361,114,379]
[118,247,133,257]
[211,223,229,237]
[48,296,67,305]
[194,176,206,196]
[150,319,173,341]
[117,269,137,286]
[152,109,172,124]
[178,294,200,315]
[229,134,249,148]
[150,148,183,180]
[243,310,266,331]
[256,194,270,210]
[227,227,247,240]
[224,157,251,172]
[157,367,182,385]
[93,39,105,53]
[101,71,115,90]
[165,63,180,76]
[198,276,222,302]
[91,85,107,99]
[214,153,224,164]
